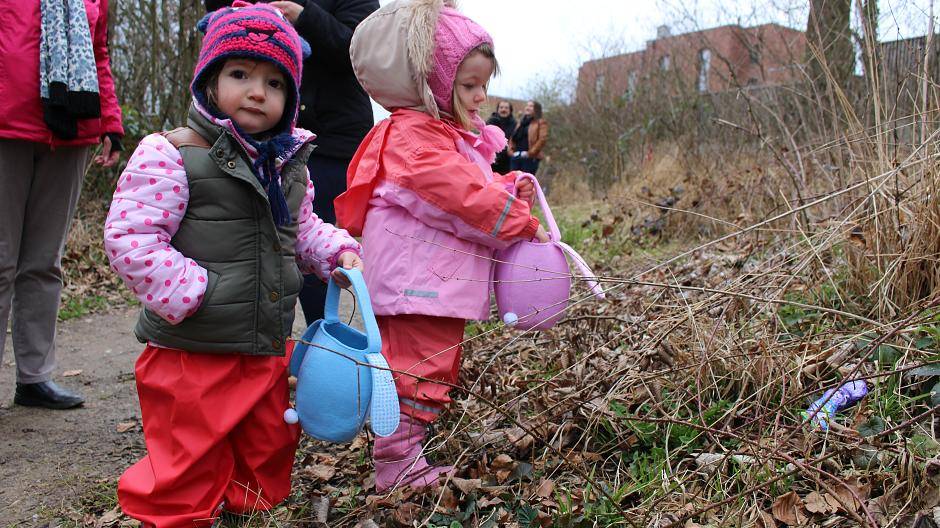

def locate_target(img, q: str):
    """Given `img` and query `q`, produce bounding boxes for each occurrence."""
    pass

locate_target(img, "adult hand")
[515,177,536,205]
[94,136,120,167]
[520,151,529,158]
[534,225,550,243]
[331,251,363,288]
[269,1,304,24]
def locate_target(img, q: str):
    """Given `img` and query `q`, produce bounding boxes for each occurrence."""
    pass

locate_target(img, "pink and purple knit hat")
[192,1,311,134]
[426,7,493,115]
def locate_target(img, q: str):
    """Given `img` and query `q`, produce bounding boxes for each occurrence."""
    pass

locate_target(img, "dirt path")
[1,302,341,526]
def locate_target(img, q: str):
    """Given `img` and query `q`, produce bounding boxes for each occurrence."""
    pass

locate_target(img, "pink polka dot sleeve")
[103,133,209,325]
[295,177,361,281]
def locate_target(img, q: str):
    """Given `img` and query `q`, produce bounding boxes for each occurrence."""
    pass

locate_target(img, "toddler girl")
[104,3,361,525]
[336,0,547,492]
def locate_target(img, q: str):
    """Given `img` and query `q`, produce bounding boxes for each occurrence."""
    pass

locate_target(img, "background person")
[486,100,515,174]
[0,0,124,410]
[206,0,380,326]
[509,99,549,175]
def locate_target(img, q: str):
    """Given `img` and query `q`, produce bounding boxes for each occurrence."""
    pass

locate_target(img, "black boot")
[14,380,84,409]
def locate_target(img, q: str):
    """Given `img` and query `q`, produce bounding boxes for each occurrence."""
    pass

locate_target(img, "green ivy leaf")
[857,415,886,437]
[910,364,940,377]
[911,433,940,457]
[871,344,900,367]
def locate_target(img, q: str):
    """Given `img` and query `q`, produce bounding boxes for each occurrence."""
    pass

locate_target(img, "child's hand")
[534,225,550,243]
[515,178,536,205]
[331,251,363,288]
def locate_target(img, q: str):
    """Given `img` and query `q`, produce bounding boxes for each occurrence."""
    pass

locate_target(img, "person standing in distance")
[509,99,549,175]
[0,0,124,409]
[486,100,515,174]
[205,0,379,325]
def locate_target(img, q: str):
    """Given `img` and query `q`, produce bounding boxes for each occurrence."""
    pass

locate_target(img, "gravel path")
[0,299,355,526]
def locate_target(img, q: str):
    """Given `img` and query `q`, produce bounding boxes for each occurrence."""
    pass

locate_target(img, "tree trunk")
[805,0,854,92]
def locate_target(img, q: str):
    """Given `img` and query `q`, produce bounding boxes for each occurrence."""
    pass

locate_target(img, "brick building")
[577,23,806,103]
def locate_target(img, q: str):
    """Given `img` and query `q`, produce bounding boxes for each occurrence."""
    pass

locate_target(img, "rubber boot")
[373,413,452,492]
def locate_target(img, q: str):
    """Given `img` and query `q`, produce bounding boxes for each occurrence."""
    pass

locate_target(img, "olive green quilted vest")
[135,107,314,356]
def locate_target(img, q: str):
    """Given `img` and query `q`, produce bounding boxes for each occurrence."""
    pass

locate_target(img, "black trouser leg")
[298,154,352,325]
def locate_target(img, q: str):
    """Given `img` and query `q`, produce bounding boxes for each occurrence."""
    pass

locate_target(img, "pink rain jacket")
[336,109,539,321]
[0,0,124,146]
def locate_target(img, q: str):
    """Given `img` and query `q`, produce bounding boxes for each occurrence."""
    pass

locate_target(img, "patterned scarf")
[39,0,100,139]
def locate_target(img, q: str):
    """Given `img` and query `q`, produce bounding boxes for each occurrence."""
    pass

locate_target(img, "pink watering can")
[494,174,605,330]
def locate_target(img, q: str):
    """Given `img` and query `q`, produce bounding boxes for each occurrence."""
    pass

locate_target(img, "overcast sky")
[371,0,936,119]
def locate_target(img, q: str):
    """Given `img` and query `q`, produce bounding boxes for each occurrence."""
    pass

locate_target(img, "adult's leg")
[298,154,350,325]
[11,143,88,383]
[522,157,540,175]
[0,140,34,370]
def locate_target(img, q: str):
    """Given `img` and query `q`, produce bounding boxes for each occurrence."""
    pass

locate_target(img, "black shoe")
[14,380,85,409]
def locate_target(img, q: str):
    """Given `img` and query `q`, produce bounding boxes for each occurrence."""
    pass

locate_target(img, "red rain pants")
[376,314,465,423]
[118,344,300,527]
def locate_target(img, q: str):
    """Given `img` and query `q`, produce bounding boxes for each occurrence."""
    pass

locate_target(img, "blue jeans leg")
[509,156,540,174]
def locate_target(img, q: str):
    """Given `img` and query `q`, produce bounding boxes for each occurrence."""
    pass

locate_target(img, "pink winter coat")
[0,0,124,146]
[104,117,360,325]
[335,109,539,321]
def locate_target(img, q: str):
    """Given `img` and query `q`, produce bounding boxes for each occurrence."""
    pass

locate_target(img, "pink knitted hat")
[426,7,493,115]
[192,1,311,133]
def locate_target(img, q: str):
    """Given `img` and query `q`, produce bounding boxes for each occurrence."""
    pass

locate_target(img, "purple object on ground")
[804,380,869,430]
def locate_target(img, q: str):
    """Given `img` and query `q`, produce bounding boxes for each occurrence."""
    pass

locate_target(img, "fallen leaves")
[804,491,841,515]
[303,464,337,482]
[772,491,807,526]
[115,421,137,433]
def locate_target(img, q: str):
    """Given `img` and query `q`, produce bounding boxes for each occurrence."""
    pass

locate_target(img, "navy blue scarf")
[244,131,301,227]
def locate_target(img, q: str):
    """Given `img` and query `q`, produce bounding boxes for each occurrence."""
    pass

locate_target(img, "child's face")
[454,52,494,118]
[214,58,287,135]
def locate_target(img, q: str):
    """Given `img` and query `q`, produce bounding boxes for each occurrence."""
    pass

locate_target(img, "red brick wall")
[577,24,806,103]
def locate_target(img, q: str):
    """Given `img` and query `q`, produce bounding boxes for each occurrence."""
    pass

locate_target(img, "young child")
[335,0,549,491]
[103,3,362,525]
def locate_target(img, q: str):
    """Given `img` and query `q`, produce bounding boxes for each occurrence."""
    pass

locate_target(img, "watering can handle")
[558,241,605,299]
[515,173,605,300]
[515,173,561,242]
[323,268,382,353]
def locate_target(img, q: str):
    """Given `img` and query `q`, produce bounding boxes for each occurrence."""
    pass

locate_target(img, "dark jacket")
[135,107,314,356]
[486,112,515,173]
[486,112,516,140]
[204,0,378,160]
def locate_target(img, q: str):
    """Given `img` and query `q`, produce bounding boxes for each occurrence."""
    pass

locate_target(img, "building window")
[749,45,761,65]
[697,48,712,92]
[595,74,606,94]
[624,70,638,101]
[659,54,671,71]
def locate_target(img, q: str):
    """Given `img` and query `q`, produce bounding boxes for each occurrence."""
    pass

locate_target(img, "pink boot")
[373,413,452,492]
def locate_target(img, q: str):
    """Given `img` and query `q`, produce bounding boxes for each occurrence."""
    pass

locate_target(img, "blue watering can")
[287,268,399,442]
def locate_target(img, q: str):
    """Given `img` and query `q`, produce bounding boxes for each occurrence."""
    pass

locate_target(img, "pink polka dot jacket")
[103,111,360,329]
